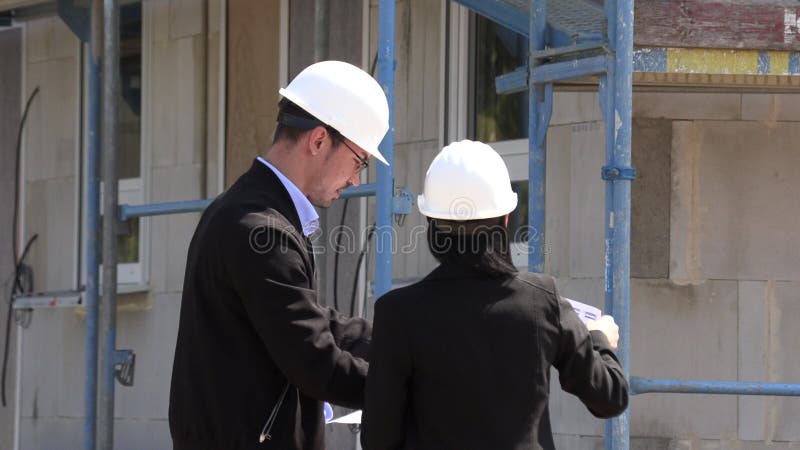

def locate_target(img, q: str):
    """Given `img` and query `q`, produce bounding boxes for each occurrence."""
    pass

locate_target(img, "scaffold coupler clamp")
[601,165,637,181]
[113,349,136,387]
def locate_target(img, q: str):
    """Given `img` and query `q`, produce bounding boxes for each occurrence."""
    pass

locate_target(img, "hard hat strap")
[277,112,340,137]
[430,218,505,235]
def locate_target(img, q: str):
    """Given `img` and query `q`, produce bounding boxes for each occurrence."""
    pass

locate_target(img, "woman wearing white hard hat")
[362,140,628,450]
[170,61,386,450]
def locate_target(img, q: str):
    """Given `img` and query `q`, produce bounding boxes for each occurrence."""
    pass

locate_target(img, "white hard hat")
[418,140,518,220]
[279,60,390,165]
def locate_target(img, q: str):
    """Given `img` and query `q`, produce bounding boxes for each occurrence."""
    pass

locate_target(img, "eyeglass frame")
[339,139,369,171]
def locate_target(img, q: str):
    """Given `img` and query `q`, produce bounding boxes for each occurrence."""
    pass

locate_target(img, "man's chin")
[309,189,345,208]
[310,198,334,208]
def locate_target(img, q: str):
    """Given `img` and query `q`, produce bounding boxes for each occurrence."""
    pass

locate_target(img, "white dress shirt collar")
[257,157,320,237]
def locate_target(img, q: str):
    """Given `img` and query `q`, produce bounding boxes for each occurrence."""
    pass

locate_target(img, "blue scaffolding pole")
[56,0,101,447]
[527,0,548,274]
[631,378,800,397]
[605,0,634,447]
[84,2,100,448]
[98,0,121,447]
[375,0,396,298]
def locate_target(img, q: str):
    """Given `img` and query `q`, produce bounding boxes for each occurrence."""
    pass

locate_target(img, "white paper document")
[563,297,602,324]
[327,410,362,424]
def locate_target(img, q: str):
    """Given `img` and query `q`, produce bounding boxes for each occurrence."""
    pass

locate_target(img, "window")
[447,7,533,267]
[470,15,528,143]
[84,2,145,286]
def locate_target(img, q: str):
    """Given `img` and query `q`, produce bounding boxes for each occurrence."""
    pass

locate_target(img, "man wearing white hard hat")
[169,61,389,450]
[362,140,628,449]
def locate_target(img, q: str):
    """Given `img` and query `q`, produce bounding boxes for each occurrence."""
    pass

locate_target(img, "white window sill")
[117,283,150,295]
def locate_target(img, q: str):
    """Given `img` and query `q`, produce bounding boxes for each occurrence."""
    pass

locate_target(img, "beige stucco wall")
[4,1,800,448]
[12,1,222,447]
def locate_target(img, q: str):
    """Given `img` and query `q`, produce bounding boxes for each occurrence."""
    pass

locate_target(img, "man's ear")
[306,126,329,156]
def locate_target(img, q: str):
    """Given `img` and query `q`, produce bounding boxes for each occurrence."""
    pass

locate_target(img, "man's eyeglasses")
[341,140,369,171]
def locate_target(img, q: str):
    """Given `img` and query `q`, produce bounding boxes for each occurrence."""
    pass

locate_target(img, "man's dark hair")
[426,216,518,278]
[273,98,344,147]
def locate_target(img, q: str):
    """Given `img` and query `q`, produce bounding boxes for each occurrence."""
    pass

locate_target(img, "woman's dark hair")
[426,216,518,278]
[273,98,344,147]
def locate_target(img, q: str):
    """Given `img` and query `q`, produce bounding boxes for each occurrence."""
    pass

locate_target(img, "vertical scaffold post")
[375,0,395,298]
[98,0,120,448]
[606,0,634,448]
[84,1,102,449]
[527,0,550,272]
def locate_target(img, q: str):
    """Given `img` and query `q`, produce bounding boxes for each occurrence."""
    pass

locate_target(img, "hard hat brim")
[417,193,518,221]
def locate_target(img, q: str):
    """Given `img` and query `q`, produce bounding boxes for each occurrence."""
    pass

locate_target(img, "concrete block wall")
[14,1,222,447]
[0,25,22,450]
[547,92,800,448]
[17,14,84,449]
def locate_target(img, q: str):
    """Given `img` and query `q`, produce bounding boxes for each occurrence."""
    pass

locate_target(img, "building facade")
[0,0,798,448]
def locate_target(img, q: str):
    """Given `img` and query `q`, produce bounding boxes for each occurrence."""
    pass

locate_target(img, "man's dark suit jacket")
[362,265,628,450]
[169,159,371,450]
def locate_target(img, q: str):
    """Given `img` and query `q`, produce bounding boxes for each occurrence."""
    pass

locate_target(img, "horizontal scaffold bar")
[119,183,382,221]
[631,377,800,397]
[531,54,610,84]
[340,183,378,199]
[120,199,213,220]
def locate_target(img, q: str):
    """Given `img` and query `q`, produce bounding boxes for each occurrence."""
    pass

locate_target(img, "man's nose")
[348,171,361,187]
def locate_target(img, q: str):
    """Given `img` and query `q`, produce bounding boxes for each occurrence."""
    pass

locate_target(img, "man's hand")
[586,315,620,349]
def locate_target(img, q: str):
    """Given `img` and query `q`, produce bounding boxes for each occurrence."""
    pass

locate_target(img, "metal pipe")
[602,0,617,447]
[600,39,618,450]
[217,0,228,193]
[99,0,120,448]
[452,0,527,37]
[531,42,608,60]
[116,186,384,222]
[527,0,546,273]
[314,0,329,62]
[375,0,395,297]
[601,0,617,324]
[200,0,209,198]
[531,55,611,84]
[340,183,377,199]
[631,377,800,397]
[607,0,633,448]
[13,324,22,450]
[117,186,381,222]
[120,199,213,221]
[84,1,102,448]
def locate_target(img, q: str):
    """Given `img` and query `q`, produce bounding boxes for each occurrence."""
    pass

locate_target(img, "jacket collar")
[240,159,306,235]
[423,263,500,282]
